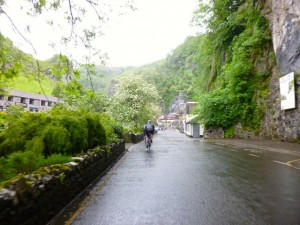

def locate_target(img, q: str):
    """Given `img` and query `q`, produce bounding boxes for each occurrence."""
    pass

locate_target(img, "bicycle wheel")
[145,136,151,150]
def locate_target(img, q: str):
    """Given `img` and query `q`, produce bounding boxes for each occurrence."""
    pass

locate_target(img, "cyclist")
[144,120,155,146]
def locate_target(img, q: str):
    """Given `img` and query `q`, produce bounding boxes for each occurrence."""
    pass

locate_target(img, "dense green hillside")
[112,36,202,113]
[0,34,56,96]
[78,66,133,92]
[6,75,54,96]
[115,0,275,136]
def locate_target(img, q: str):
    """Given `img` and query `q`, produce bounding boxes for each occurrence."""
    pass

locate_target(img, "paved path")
[49,129,300,225]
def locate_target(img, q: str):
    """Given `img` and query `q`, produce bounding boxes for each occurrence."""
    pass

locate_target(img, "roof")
[186,115,199,124]
[7,89,61,102]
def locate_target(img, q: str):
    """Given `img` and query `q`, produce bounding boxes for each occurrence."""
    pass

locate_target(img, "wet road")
[52,129,300,225]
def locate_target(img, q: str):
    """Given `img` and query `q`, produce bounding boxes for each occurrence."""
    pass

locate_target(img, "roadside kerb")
[204,139,300,157]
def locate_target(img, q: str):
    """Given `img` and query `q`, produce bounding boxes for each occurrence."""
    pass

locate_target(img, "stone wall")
[130,133,144,143]
[261,0,300,142]
[260,68,300,142]
[124,132,144,143]
[0,140,125,225]
[203,127,224,139]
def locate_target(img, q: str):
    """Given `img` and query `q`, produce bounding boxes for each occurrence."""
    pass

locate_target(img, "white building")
[182,102,204,138]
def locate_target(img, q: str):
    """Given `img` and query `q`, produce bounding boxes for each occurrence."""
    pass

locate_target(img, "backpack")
[145,123,153,132]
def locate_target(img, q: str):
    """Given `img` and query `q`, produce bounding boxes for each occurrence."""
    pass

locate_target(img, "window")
[48,102,52,107]
[41,100,46,106]
[21,98,26,103]
[0,96,4,100]
[29,99,34,104]
[8,96,13,101]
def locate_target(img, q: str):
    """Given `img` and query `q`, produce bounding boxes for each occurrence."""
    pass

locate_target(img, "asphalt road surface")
[50,129,300,225]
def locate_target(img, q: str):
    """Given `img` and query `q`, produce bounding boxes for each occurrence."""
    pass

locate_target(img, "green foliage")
[110,75,161,131]
[0,152,71,182]
[113,36,203,114]
[79,65,131,92]
[224,127,235,138]
[4,150,43,175]
[0,34,58,96]
[0,112,49,156]
[7,74,54,96]
[0,106,112,157]
[5,105,24,120]
[0,34,23,92]
[196,89,242,128]
[0,105,116,182]
[0,112,6,132]
[42,123,73,156]
[85,112,107,148]
[192,0,274,131]
[72,89,108,112]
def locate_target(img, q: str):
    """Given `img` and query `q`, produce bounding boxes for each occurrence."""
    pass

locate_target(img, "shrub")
[0,106,116,158]
[57,115,88,154]
[36,154,72,168]
[84,113,107,149]
[42,115,88,155]
[0,112,49,156]
[1,151,44,181]
[0,112,7,133]
[5,105,24,120]
[42,124,72,156]
[112,123,124,139]
[0,152,72,183]
[196,89,243,128]
[99,113,117,144]
[225,127,235,138]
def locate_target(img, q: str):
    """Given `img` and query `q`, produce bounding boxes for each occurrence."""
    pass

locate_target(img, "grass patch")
[7,75,54,96]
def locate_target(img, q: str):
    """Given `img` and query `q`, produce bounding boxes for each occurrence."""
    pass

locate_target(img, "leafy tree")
[110,75,161,131]
[195,89,242,128]
[115,36,203,113]
[0,34,23,94]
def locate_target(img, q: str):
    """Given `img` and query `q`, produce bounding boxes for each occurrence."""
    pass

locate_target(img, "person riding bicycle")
[144,120,155,145]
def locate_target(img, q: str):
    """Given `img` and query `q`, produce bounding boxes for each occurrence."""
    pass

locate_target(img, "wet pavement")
[49,129,300,225]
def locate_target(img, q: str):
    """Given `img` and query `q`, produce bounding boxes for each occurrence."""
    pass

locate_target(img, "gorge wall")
[260,0,300,142]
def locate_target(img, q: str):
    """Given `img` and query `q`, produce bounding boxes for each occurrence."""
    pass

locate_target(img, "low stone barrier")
[204,127,224,139]
[130,133,144,143]
[0,140,125,225]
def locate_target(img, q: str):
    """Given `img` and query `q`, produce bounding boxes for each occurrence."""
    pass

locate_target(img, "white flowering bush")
[110,75,161,132]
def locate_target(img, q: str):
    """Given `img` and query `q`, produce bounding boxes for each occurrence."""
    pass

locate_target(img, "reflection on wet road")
[56,129,300,225]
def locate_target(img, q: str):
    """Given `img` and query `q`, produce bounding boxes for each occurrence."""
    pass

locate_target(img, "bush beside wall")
[0,140,125,225]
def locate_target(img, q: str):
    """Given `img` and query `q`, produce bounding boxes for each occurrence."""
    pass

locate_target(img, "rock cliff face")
[261,0,300,142]
[264,0,300,75]
[169,92,188,113]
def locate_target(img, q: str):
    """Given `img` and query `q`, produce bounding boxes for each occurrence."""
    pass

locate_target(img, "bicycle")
[145,134,152,150]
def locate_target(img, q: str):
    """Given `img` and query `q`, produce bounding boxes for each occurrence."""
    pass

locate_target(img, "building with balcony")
[0,90,62,112]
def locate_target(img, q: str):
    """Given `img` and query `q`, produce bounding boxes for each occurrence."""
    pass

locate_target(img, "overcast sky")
[100,0,199,66]
[0,0,199,67]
